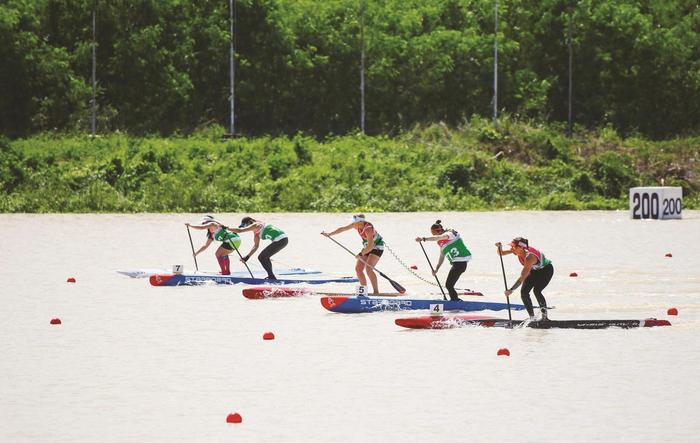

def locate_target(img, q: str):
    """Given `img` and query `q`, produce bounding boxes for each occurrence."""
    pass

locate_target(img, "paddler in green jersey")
[322,214,385,295]
[232,216,289,280]
[416,220,472,301]
[186,215,242,275]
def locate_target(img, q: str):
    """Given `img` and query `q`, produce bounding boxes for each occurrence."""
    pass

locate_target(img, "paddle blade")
[379,272,406,294]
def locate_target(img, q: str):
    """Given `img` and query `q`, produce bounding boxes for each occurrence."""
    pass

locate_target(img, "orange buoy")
[497,348,510,356]
[667,307,678,316]
[50,318,62,325]
[665,253,673,258]
[410,265,418,270]
[569,272,578,277]
[262,332,275,340]
[67,277,76,283]
[226,413,242,424]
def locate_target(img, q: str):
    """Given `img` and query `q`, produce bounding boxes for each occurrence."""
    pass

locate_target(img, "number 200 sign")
[629,187,682,220]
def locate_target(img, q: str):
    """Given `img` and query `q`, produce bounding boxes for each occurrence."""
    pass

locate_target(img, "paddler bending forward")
[496,237,553,320]
[231,216,288,280]
[186,215,242,275]
[322,214,384,295]
[416,220,472,301]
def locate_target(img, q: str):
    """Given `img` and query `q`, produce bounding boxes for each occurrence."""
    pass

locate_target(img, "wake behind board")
[243,286,484,300]
[320,296,524,314]
[118,267,320,279]
[395,315,672,330]
[149,274,358,287]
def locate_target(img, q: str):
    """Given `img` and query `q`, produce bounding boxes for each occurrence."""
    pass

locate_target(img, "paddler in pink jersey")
[416,220,472,301]
[496,237,553,320]
[322,214,385,295]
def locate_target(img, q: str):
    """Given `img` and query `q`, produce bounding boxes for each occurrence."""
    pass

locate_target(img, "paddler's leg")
[216,246,232,275]
[532,264,554,319]
[445,262,467,301]
[258,238,288,280]
[354,258,369,287]
[364,252,382,294]
[520,276,536,318]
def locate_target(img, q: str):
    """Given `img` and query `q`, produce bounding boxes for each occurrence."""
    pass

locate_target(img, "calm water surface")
[1,211,699,442]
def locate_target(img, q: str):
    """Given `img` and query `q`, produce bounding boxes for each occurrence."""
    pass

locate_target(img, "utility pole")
[493,1,498,126]
[229,0,236,135]
[91,3,97,136]
[567,2,573,137]
[360,0,366,134]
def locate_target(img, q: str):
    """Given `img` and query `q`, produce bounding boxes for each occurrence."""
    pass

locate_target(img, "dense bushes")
[2,119,698,212]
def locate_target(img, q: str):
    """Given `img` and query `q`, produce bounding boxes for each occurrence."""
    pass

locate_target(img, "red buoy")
[410,265,418,270]
[226,413,242,424]
[497,348,510,356]
[50,318,62,325]
[67,277,76,283]
[262,332,275,340]
[569,272,578,277]
[667,307,678,316]
[665,253,673,258]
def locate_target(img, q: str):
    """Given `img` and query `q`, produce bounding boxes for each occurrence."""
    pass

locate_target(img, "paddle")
[418,242,447,301]
[322,234,406,294]
[231,242,255,278]
[186,225,199,271]
[497,243,513,328]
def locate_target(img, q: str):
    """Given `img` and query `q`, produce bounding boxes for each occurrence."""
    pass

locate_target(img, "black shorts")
[220,243,234,251]
[362,248,383,258]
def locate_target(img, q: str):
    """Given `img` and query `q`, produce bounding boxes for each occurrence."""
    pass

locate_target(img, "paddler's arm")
[495,242,513,256]
[231,222,263,234]
[242,234,260,262]
[322,222,357,237]
[416,234,448,242]
[186,222,212,231]
[194,237,213,256]
[432,253,446,276]
[504,254,537,295]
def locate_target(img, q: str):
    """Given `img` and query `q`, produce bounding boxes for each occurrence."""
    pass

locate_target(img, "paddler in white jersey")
[185,215,242,275]
[231,216,288,280]
[322,214,385,295]
[416,220,472,301]
[496,237,553,320]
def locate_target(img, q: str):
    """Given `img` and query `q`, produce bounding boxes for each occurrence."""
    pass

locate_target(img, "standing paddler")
[496,237,553,320]
[416,220,472,301]
[231,217,288,280]
[322,214,384,295]
[185,215,242,275]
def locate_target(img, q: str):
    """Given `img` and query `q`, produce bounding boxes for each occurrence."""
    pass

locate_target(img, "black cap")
[239,216,255,228]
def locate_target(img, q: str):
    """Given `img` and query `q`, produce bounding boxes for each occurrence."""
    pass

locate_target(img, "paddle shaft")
[497,245,513,326]
[186,226,199,271]
[323,234,406,293]
[418,242,447,300]
[232,243,255,278]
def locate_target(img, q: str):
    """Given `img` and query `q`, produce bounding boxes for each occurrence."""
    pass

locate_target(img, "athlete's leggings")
[445,261,468,301]
[259,237,289,279]
[521,263,554,316]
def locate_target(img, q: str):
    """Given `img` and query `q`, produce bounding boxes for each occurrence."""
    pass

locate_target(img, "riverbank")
[2,118,698,212]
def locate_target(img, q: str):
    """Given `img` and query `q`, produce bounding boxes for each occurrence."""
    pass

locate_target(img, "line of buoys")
[665,253,673,258]
[226,413,242,424]
[569,272,578,277]
[66,277,76,283]
[497,348,510,356]
[262,332,275,340]
[50,318,62,325]
[667,307,678,316]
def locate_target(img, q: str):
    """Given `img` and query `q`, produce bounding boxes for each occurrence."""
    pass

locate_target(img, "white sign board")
[629,187,682,220]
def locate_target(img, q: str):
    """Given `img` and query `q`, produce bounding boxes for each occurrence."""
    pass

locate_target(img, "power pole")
[229,0,236,135]
[493,1,498,126]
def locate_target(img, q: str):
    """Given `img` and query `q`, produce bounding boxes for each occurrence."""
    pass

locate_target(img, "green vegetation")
[1,0,699,139]
[2,118,698,212]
